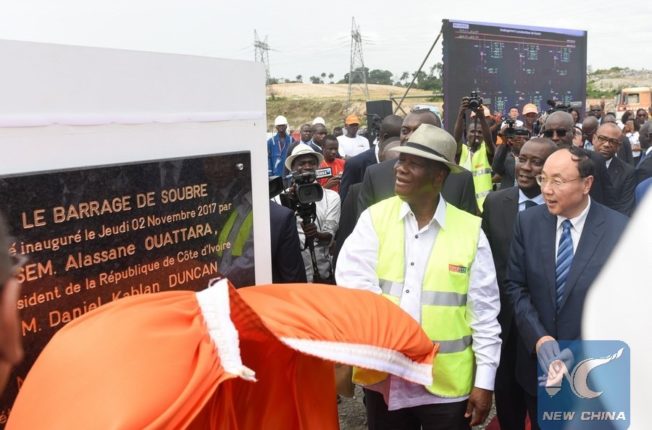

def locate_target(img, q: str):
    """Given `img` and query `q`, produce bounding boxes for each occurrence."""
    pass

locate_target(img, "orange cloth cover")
[7,279,436,429]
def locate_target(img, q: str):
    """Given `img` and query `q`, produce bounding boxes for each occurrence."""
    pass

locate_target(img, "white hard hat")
[312,116,326,126]
[274,115,288,126]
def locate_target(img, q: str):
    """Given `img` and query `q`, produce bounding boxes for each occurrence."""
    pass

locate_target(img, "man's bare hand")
[302,222,318,238]
[464,387,493,426]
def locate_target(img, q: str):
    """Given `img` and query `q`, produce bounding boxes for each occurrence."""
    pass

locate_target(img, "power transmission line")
[347,17,369,110]
[254,30,271,84]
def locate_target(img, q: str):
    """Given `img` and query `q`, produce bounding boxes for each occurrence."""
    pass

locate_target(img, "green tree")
[412,71,427,85]
[339,67,369,84]
[429,62,443,79]
[309,75,323,84]
[296,74,303,83]
[368,69,394,85]
[328,73,334,83]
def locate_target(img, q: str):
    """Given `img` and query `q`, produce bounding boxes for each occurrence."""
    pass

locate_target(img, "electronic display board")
[442,19,587,130]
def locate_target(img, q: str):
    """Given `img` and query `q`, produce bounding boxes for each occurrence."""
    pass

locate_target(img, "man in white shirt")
[337,114,370,159]
[336,124,500,429]
[284,144,340,283]
[500,106,524,128]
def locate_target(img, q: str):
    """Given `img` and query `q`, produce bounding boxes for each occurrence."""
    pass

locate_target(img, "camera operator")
[500,106,524,128]
[454,94,496,211]
[492,122,531,189]
[283,144,341,283]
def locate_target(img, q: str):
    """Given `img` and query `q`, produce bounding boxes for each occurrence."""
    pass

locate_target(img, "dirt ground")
[268,83,434,101]
[337,386,496,430]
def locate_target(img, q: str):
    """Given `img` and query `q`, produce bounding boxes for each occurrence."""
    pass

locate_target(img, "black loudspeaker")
[366,100,393,122]
[366,100,393,144]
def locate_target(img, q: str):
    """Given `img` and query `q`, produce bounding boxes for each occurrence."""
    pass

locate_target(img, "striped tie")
[555,220,574,311]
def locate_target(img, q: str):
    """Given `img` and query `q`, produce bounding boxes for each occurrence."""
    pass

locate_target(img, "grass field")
[266,83,441,132]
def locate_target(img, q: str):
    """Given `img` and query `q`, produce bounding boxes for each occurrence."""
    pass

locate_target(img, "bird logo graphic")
[545,347,624,398]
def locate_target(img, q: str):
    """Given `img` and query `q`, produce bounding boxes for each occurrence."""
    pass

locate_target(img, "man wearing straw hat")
[336,124,501,429]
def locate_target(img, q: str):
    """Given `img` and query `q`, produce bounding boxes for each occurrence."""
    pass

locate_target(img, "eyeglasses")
[590,108,602,112]
[536,175,583,188]
[595,134,620,146]
[542,128,569,138]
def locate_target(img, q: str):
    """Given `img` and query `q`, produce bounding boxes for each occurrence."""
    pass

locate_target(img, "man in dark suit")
[269,201,307,283]
[592,123,636,216]
[332,182,361,269]
[635,121,652,183]
[505,146,628,430]
[339,115,403,202]
[542,111,615,209]
[357,109,479,216]
[482,137,556,430]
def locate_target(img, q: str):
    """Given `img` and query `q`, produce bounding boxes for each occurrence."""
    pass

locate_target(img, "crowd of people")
[267,99,652,429]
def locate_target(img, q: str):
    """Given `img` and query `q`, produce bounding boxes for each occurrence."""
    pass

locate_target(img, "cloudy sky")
[1,0,650,82]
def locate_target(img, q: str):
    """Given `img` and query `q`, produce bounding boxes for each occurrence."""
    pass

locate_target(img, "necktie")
[555,220,573,311]
[524,200,537,209]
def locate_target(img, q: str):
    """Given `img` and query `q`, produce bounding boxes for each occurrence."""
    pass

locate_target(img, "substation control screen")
[441,19,587,130]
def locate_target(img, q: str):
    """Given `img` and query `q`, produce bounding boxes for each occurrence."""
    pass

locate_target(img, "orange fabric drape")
[8,281,436,429]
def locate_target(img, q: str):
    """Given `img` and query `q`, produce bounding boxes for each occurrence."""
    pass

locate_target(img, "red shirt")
[319,158,345,193]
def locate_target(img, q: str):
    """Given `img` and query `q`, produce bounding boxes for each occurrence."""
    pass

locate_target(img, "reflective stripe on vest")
[380,280,467,306]
[433,335,472,353]
[460,143,493,211]
[353,196,481,397]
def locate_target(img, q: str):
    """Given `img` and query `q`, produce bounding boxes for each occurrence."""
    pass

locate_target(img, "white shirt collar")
[374,143,380,163]
[518,189,545,206]
[398,195,447,231]
[556,197,591,232]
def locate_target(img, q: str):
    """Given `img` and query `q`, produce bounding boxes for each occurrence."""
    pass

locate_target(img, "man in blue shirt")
[267,115,294,177]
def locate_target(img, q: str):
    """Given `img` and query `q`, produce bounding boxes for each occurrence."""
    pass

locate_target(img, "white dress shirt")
[336,197,501,409]
[297,188,340,281]
[555,198,591,256]
[518,189,545,212]
[273,188,341,282]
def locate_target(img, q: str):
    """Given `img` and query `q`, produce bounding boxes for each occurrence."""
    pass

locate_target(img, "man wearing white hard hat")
[284,144,340,283]
[267,115,294,177]
[337,124,500,429]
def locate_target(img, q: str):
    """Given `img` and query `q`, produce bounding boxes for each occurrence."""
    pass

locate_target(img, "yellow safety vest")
[460,143,492,211]
[352,196,481,398]
[218,209,253,257]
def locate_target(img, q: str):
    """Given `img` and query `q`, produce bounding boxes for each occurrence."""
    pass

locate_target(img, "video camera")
[278,167,332,223]
[502,119,531,139]
[275,166,334,284]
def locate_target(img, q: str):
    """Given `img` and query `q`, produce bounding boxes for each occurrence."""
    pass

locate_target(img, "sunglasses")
[543,128,569,138]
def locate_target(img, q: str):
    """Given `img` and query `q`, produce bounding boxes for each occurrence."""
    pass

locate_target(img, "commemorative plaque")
[0,152,254,420]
